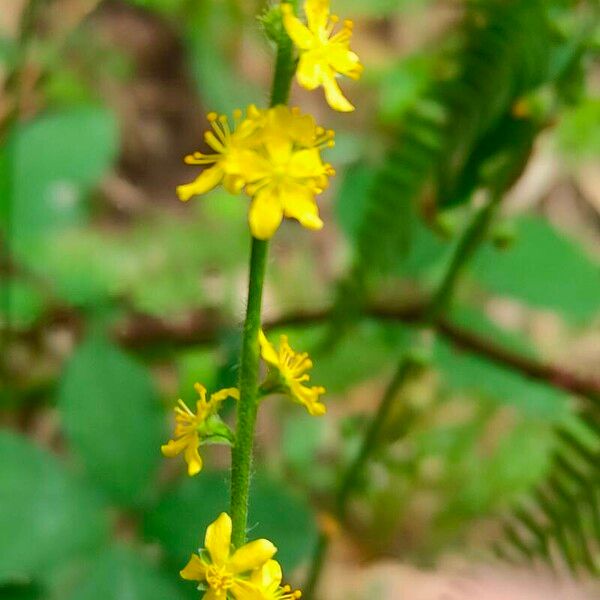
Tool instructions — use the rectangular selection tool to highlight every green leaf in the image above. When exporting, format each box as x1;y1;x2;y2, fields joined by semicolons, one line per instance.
472;216;600;322
67;547;188;600
0;431;107;583
434;336;570;422
185;2;259;114
336;164;375;243
248;476;317;572
58;333;164;505
143;471;228;569
0;279;45;329
377;54;438;124
3;108;118;264
557;97;600;159
144;471;317;573
0;582;44;600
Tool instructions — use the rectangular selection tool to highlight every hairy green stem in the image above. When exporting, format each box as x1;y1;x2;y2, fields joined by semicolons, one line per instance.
230;238;269;547
269;20;296;106
229;1;297;548
303;193;500;597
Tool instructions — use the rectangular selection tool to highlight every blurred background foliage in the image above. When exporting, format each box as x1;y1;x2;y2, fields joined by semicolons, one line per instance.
1;0;599;598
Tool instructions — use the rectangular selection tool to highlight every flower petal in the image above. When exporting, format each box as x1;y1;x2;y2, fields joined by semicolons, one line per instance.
292;382;327;416
259;331;280;367
205;512;232;566
176;165;224;201
230;580;263;600
161;436;189;458
305;0;329;32
287;148;325;179
281;183;323;231
180;553;206;581
251;559;283;588
322;73;354;112
328;46;363;78
248;187;284;240
228;539;277;574
296;51;323;90
203;589;222;600
184;438;203;476
223;174;245;194
210;388;240;403
282;4;314;50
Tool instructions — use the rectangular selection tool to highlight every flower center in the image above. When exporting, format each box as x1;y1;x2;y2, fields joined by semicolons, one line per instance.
206;564;234;594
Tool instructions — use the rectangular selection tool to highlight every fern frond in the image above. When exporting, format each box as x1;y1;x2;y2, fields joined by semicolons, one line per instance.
355;0;559;273
496;416;600;576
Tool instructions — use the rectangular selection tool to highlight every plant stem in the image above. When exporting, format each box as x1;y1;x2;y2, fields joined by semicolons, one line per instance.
427;193;501;321
303;193;500;597
334;358;417;519
229;1;297;548
304;357;418;599
230;238;269;548
269;19;295;106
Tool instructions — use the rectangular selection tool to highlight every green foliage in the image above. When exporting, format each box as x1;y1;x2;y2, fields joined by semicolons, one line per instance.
144;471;317;573
1;278;44;329
340;0;432;17
352;0;561;273
496;416;600;576
32;194;247;312
472;216;600;322
58;333;164;505
434;339;569;422
2;108;118;263
184;1;260;114
0;431;107;583
3;0;599;590
557;98;600;159
67;547;188;600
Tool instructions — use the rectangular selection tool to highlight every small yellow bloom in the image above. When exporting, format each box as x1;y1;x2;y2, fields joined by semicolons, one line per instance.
180;512;277;600
245;560;302;600
161;383;239;476
176;106;264;201
244;106;335;240
259;330;326;416
282;0;363;112
177;104;335;240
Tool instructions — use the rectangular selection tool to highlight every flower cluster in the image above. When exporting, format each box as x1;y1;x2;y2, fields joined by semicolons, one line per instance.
181;512;301;600
177;105;335;241
162;335;326;476
166;3;360;597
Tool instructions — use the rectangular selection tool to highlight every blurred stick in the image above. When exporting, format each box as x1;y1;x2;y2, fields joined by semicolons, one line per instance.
110;304;600;401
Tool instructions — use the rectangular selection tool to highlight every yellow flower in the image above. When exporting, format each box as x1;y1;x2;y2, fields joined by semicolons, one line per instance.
259;330;326;416
161;383;239;476
176;106;264;201
282;0;363;112
244;106;335;239
244;560;302;600
180;512;277;600
176;105;334;239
